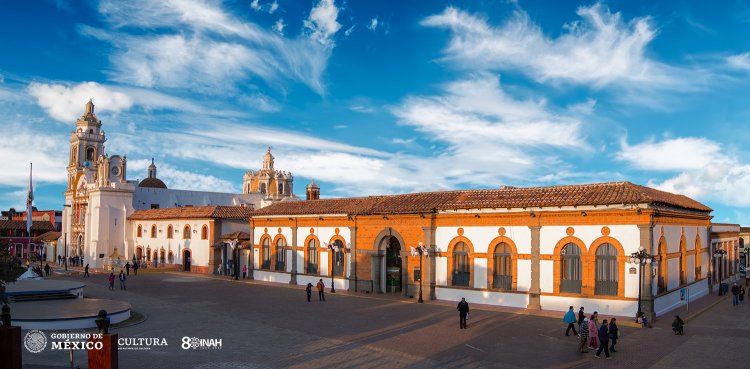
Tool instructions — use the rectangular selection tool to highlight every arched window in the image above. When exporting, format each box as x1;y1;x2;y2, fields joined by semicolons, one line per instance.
695;235;702;280
146;247;151;261
183;225;191;239
560;243;582;293
86;147;95;161
493;243;512;290
331;239;345;277
275;238;286;271
137;225;142;238
201;225;208;240
150;225;157;238
452;242;470;287
260;183;267;194
658;238;668;293
166;225;173;239
278;183;284;194
306;239;318;274
261;238;271;270
168;251;174;264
595;243;618;296
679;242;686;285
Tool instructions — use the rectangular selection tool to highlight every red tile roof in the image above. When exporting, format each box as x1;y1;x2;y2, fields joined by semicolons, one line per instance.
128;206;254;221
251;182;712;216
0;220;56;232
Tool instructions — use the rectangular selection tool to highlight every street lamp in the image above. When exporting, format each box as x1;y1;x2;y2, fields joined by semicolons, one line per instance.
629;246;653;320
412;242;428;303
327;242;340;293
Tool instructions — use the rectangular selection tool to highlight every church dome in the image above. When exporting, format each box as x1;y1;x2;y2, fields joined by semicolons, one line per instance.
139;158;167;189
139;177;167;189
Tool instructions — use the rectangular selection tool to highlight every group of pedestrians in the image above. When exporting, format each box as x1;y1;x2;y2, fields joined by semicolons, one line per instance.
58;255;84;267
108;270;128;290
305;279;327;302
565;306;619;359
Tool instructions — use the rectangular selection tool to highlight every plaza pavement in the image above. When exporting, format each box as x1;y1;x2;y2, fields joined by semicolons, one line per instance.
21;267;750;368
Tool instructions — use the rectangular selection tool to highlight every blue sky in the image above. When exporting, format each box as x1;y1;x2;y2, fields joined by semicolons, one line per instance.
2;0;750;224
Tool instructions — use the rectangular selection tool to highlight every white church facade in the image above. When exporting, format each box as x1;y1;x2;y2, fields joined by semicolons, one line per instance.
60;100;297;270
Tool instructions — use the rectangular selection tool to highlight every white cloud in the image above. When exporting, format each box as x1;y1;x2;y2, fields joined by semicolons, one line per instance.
392;138;415;145
617;137;721;171
273;18;285;35
619;136;750;207
128;159;237;193
0;122;67;187
367;17;378;31
727;52;750;71
28;82;133;122
238;93;280;112
344;25;355;37
422;4;693;89
304;0;341;46
88;0;334;94
251;0;278;14
392;74;588;184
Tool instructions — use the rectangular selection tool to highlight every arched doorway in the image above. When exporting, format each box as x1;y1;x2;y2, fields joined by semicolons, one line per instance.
385;238;402;293
77;235;84;256
183;249;191;272
136;247;143;262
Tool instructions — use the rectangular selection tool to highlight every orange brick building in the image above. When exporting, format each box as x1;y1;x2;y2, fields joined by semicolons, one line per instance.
242;181;739;319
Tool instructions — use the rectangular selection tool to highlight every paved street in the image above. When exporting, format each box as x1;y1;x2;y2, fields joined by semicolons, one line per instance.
22;270;750;368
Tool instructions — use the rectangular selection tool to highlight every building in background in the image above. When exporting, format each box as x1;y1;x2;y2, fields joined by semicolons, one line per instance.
60;100;298;268
0;219;55;259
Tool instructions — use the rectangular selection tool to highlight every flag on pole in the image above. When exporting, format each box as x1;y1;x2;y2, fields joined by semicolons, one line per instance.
27;163;33;234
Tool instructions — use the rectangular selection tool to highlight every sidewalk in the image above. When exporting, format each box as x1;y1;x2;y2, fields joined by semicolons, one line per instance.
162;271;650;327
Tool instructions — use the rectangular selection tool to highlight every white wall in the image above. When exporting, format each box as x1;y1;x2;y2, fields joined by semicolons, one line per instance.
654;280;708;317
130;218;212;269
435;287;529;309
435;226;531;253
541;295;637;317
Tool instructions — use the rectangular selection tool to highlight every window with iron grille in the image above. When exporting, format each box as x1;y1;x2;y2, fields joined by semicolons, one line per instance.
261;238;271;270
275;238;286;271
452;242;470;287
595;243;618;296
560;243;582;293
493;243;512;290
332;239;345;277
307;239;318;274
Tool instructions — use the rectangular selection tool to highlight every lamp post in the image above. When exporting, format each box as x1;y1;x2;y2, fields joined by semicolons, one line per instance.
629;246;653;320
415;242;427;303
63;232;68;271
328;242;338;293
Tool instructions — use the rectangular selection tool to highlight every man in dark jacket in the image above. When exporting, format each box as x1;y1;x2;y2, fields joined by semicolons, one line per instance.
457;298;470;329
577;306;585;325
595;319;611;359
731;283;740;306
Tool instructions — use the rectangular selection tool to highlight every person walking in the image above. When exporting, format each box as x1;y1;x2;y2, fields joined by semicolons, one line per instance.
739;285;745;306
588;314;599;350
563;306;578;336
316;279;326;301
731;283;740;306
84;263;90;277
577;306;585;326
108;272;115;291
608;318;619;352
118;270;127;290
457;297;470;329
125;262;131;276
577;317;589;353
595;319;611;359
242;265;247;279
133;261;138;276
306;283;313;302
44;263;50;277
672;315;684;335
